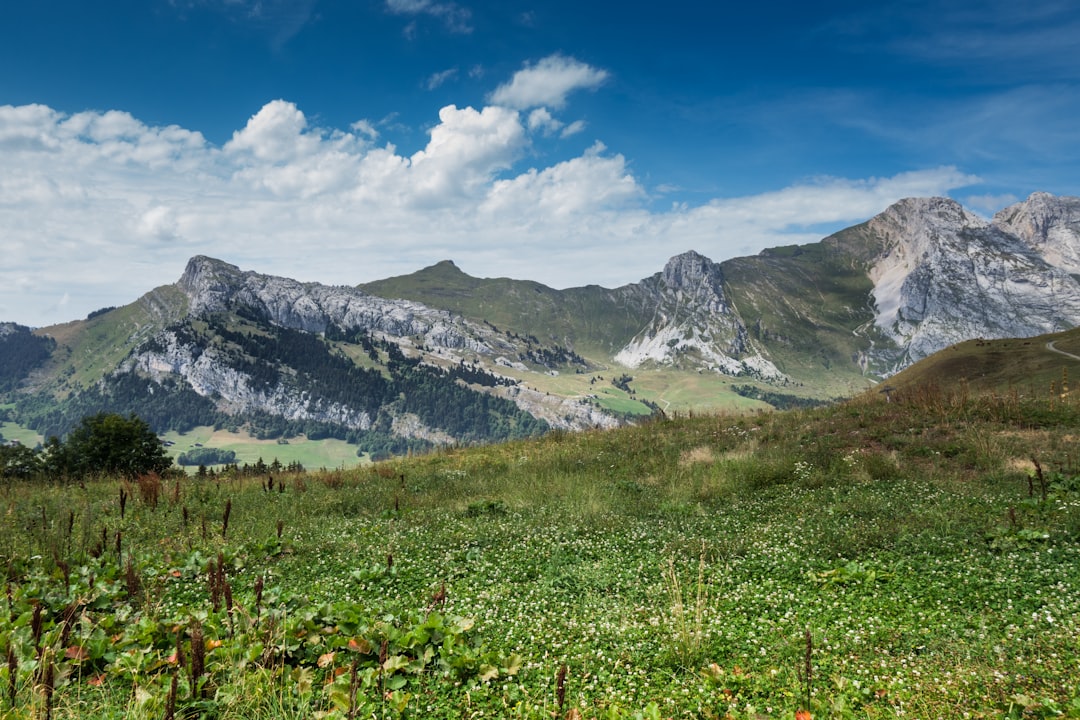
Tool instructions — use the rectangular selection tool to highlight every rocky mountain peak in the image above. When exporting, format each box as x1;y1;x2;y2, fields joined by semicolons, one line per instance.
659;250;718;286
861;193;1080;368
868;196;987;247
651;250;729;315
613;250;780;378
993;192;1080;275
178;256;247;315
994;192;1074;240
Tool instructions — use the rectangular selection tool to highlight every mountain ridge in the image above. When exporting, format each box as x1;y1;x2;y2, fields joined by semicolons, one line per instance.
4;191;1080;456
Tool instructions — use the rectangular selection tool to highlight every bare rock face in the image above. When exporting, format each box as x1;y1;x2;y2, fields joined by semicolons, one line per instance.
127;330;373;430
178;256;507;355
993;191;1080;275
867;195;1080;368
613;251;782;379
497;384;621;431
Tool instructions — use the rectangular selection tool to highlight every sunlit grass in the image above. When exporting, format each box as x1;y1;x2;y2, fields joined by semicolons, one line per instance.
3;388;1080;718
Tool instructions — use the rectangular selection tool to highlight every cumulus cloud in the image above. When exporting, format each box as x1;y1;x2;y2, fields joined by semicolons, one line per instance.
527;108;562;135
225;100;320;162
489;55;609;110
408;105;526;202
0;99;979;328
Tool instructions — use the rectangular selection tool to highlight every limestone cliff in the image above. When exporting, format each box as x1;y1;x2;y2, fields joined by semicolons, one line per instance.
612;251;783;379
865;195;1080;368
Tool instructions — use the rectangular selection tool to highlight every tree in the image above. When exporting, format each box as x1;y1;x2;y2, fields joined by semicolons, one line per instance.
0;443;43;479
58;412;173;480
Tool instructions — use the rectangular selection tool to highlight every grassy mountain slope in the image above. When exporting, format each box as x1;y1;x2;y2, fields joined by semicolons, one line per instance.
362;236;892;401
720;227;888;394
29;284;189;396
359;261;646;358
885;326;1080;397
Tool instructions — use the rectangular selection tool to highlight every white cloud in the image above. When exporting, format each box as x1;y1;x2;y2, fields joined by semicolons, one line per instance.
408;105;526;202
560;120;586;138
350;119;379;141
0;100;981;328
136;205;181;242
964;192;1019;216
655;168;981;257
225;99;320;162
527;108;562;135
482;142;642;221
385;0;471;33
489;55;609;110
426;67;458;90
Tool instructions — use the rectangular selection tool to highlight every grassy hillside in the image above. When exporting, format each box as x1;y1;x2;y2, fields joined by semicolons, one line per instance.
3;387;1079;718
31;285;189;395
363;246;890;405
359;261;646;358
885;326;1080;397
720;234;887;394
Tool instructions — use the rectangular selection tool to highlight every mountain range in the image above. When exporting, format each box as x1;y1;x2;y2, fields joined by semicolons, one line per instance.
3;191;1079;455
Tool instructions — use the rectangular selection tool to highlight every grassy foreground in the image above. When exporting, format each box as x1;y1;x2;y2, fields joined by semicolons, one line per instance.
2;386;1080;719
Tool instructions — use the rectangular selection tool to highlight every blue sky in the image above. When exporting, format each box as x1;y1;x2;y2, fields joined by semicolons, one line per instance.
2;0;1079;326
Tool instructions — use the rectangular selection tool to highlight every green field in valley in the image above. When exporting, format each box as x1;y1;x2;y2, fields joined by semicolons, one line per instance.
161;426;367;471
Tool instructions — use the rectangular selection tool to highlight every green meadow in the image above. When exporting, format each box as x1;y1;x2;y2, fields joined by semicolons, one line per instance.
2;386;1080;719
160;426;367;472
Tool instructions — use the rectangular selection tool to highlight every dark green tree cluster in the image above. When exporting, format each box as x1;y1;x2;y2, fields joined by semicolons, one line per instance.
85;306;117;320
0;324;55;393
176;447;237;466
355;432;433;462
0;443;42;479
206;318;390;414
1;412;172;481
729;384;833;410
382;342;548;443
446;360;517;388
17;372;221;440
520;345;587;369
204;457;305;477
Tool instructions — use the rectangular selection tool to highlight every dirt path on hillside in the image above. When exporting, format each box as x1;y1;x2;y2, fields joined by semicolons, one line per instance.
1046;340;1080;362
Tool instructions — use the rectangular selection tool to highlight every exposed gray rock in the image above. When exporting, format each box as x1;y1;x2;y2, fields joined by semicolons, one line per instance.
993;191;1080;275
126;330;373;430
613;251;782;379
867;195;1080;369
497;384;621;431
178;256;509;356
